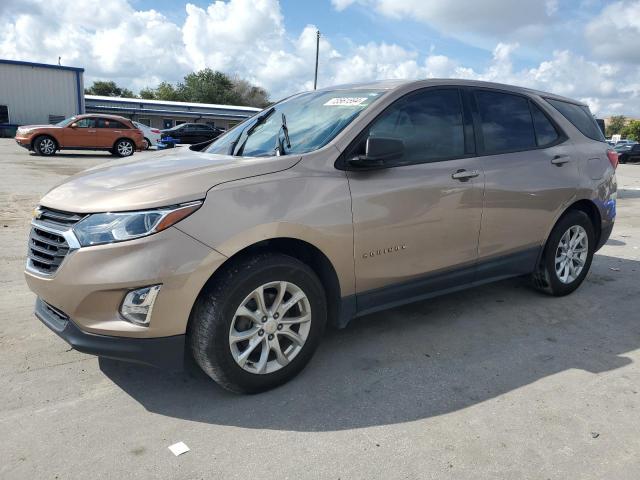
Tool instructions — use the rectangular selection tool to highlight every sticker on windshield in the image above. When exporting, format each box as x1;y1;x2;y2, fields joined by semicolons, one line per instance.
324;97;368;106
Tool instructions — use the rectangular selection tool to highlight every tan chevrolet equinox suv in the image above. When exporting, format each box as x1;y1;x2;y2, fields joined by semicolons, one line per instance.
25;80;618;393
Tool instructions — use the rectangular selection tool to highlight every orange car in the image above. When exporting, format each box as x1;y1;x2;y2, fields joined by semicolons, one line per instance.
15;114;144;157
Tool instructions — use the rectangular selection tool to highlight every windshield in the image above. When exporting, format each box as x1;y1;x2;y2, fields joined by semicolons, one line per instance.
55;116;77;127
206;89;385;156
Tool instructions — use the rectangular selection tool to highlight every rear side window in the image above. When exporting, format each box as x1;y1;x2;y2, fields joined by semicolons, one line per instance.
365;88;465;165
476;90;536;153
96;118;127;128
530;102;560;147
545;98;605;142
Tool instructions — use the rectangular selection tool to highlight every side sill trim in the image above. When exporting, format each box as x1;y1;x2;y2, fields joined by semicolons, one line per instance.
341;247;540;325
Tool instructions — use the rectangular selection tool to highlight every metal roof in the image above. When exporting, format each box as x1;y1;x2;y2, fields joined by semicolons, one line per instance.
85;95;261;112
0;58;84;73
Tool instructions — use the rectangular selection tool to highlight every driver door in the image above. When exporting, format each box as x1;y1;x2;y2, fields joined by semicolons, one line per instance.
64;117;98;148
345;87;485;313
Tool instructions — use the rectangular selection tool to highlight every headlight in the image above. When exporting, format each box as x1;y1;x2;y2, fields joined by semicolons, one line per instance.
73;201;202;247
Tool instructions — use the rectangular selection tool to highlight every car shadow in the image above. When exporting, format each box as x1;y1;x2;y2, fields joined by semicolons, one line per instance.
100;254;639;432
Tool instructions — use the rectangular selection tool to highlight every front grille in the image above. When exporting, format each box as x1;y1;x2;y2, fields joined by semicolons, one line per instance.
36;207;85;227
27;207;83;275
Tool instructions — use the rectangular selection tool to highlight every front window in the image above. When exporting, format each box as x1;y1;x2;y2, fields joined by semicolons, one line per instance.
206;89;385;157
55;116;77;127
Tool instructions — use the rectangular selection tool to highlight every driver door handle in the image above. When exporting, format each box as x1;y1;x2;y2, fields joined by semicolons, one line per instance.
452;169;480;181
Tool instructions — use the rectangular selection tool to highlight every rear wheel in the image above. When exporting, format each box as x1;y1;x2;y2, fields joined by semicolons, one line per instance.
113;139;134;157
532;210;595;296
189;253;327;393
33;135;57;156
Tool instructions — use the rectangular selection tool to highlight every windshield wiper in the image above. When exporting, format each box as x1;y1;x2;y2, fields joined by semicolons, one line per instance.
229;107;275;156
274;113;291;156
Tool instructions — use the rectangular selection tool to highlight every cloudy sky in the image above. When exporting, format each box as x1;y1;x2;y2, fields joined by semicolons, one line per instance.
1;0;639;116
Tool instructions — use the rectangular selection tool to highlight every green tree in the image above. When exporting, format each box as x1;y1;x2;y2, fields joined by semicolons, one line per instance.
178;69;242;105
85;80;135;98
605;115;626;137
231;77;270;108
139;69;270;106
621;120;640;141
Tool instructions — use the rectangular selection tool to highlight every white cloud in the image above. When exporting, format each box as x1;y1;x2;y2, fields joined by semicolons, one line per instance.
0;0;638;116
585;0;640;63
331;0;555;36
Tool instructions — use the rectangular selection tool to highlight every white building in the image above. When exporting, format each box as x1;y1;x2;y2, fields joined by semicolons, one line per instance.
0;59;85;136
85;95;261;130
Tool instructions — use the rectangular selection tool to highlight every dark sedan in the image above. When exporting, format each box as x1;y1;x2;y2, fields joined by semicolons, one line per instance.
160;123;224;145
618;143;640;164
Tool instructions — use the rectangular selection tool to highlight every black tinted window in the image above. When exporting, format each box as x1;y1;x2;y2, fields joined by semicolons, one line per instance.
365;88;465;165
75;118;96;128
476;91;536;153
530;102;559;146
546;98;605;142
97;119;127;128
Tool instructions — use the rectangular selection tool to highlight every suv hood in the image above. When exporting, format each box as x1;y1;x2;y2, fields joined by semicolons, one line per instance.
40;147;301;213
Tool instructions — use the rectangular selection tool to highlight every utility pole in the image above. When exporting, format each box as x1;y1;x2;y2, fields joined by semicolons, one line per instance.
313;30;320;90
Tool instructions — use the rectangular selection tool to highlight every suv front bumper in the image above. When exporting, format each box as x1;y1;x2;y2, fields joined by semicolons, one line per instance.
35;298;186;369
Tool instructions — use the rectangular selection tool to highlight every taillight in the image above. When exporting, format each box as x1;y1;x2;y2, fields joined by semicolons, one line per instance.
607;149;618;169
151;129;161;134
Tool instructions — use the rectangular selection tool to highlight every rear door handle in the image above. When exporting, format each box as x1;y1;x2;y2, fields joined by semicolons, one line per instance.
551;155;571;165
88;130;97;133
452;169;480;181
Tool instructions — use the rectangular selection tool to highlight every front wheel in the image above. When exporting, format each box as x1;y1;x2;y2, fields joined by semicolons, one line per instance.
113;139;135;157
189;253;327;393
143;138;150;150
532;210;595;296
34;135;57;156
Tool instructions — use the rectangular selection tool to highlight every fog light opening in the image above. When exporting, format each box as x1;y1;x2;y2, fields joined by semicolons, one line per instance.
120;285;161;326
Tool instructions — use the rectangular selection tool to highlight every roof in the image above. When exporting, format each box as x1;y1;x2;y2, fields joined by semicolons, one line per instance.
75;113;133;121
320;78;584;106
85;95;261;112
0;58;84;73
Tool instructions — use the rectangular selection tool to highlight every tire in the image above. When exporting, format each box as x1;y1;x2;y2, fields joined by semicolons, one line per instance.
113;138;135;157
143;138;151;150
33;135;57;156
189;253;327;393
532;210;595;296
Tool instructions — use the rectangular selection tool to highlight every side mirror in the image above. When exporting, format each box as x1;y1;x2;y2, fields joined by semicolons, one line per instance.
347;136;404;170
69;123;77;128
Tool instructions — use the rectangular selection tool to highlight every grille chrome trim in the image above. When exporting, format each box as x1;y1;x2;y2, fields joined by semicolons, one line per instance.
26;211;82;276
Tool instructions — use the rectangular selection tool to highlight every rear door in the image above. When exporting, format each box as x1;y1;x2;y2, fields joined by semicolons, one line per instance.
471;88;578;276
346;87;485;312
96;118;128;148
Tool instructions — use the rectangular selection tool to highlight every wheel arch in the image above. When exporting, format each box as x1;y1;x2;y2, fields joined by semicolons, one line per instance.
32;133;59;151
113;136;135;148
190;237;345;329
542;198;602;258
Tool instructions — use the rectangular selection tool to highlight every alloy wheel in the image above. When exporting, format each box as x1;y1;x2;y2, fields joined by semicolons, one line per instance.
40;138;55;155
554;225;588;284
117;141;133;156
229;281;312;375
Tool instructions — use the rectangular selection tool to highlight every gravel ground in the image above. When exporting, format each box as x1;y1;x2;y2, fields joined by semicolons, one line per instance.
1;139;639;479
